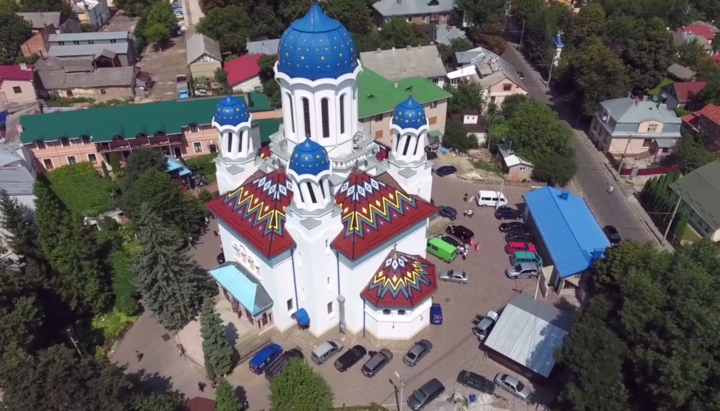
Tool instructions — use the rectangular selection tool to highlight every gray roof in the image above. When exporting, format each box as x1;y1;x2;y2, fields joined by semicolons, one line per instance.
373;0;454;17
17;12;61;29
0;144;35;196
668;63;695;81
484;293;574;378
456;48;486;65
476;57;524;89
186;33;222;66
48;31;128;42
34;55;94;72
359;45;447;80
47;43;130;59
435;24;467;46
37;66;136;90
671;160;720;229
600;97;682;125
246;39;280;55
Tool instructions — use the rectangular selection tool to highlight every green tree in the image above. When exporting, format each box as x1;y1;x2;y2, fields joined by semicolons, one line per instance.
200;300;233;379
511;0;544;21
110;248;140;316
216;378;244;411
144;24;171;50
196;5;252;54
0;190;40;258
214;67;229;93
258;54;277;82
19;0;71;15
506;99;573;161
263;78;281;107
269;358;333;411
621;17;675;91
672;210;689;240
500;94;530;119
326;0;372;35
133;391;185;411
522;7;559;67
146;1;176;30
0;0;19;13
0;10;32;65
440;121;480;152
531;151;578;186
673;137;715;174
135;205;204;330
122;149;167;190
109;152;121;175
569;4;606;48
572;38;631;116
0;264;44;356
248;3;284;41
437;38;473;66
445;82;485;115
376;17;430;49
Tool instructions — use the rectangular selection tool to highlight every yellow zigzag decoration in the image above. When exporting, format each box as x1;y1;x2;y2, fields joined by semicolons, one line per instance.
339;190;414;233
227;187;285;231
370;261;424;291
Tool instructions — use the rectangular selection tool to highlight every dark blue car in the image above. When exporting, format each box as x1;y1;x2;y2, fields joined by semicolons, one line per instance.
435;166;457;177
430;303;443;325
249;344;283;374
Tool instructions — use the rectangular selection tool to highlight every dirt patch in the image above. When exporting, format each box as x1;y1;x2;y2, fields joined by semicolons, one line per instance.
136;37;188;102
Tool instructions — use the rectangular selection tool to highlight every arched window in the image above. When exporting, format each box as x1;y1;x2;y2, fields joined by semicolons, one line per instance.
398;310;406;315
225;132;233;153
402;135;412;155
321;98;330;138
247;256;254;271
238;131;244;153
297;184;306;203
306;182;317;203
413;133;421;155
302;98;311;137
382;309;391;315
339;94;346;134
287;93;295;133
319;180;326;199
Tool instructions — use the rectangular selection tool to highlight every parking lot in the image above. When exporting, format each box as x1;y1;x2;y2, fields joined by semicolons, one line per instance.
136;35;188;102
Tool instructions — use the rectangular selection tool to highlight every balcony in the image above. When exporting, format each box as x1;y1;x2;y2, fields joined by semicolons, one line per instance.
95;134;184;153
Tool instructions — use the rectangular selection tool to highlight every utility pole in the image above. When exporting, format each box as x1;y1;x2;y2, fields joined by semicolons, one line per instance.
395;371;405;411
616;137;632;180
534;271;541;299
66;327;84;357
498;141;511;208
662;194;683;240
519;20;526;49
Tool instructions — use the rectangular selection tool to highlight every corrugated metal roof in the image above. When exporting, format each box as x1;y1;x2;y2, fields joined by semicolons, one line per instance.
600;97;682;125
37;66;136;89
484;294;573;378
186;33;222;66
0;144;35;196
49;31;128;42
246;39;280;55
208;262;273;316
671;160;720;228
17;12;61;29
435;24;467;46
524;187;609;278
47;43;130;58
359;45;447;80
373;0;454;16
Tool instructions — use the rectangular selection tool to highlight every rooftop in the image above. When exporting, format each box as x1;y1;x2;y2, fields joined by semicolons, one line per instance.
666;81;707;103
246;39;280;55
683;25;716;41
47;43;130;59
186;33;221;66
524;187;610;278
434;24;467;46
359;45;447;81
357;68;452;118
682;103;720;128
360;251;438;309
48;31;129;42
224;54;262;86
208;262;273;316
0;144;35;197
372;0;454;17
0;65;34;85
600;97;682;125
484;293;574;378
671;160;720;229
17;12;61;29
37;66;136;90
667;63;695;81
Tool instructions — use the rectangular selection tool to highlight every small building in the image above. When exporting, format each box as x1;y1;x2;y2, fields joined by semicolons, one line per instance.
667;63;695;81
680;103;720;151
484;293;574;380
523;187;610;301
359;45;447;87
224;54;262;93
0;64;36;106
670;160;720;241
186;33;222;81
18;12;81;34
372;0;453;26
497;142;533;181
450;110;486;145
47;32;136;67
246;39;280;55
434;24;468;46
659;81;706;109
209;261;275;332
72;0;111;30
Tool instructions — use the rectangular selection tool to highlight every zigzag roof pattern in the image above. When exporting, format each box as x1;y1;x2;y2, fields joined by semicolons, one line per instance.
360;251;438;309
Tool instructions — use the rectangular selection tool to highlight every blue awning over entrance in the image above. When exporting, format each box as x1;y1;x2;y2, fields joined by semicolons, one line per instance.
293;308;309;327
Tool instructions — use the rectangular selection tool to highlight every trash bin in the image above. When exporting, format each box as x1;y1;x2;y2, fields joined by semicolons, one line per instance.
469;394;477;403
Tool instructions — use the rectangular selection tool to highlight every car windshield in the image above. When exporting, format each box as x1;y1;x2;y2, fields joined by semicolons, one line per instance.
413;390;428;402
446;270;454;275
514;265;523;271
516;381;525;391
328;341;337;348
407;351;417;360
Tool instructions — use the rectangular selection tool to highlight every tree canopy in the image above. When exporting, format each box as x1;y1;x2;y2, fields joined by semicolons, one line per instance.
269;358;333;411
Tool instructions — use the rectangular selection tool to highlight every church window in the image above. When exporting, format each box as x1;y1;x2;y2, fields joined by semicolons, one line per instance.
225;132;233;153
302;98;311;137
319;180;326;198
413;133;421;155
382;309;391;315
339;94;346;134
321;98;330;138
306;182;317;203
297;183;306;203
287;93;295;133
402;135;412;155
238;131;244;153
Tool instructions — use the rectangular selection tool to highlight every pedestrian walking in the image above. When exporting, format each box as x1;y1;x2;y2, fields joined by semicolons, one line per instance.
463;209;467;217
608;185;614;194
135;351;143;362
177;344;185;356
198;382;206;392
463;193;469;202
213;230;219;237
211;380;218;390
469;237;474;246
467;209;474;219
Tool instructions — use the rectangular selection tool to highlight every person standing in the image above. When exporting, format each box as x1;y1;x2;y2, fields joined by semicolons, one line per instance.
135;351;143;362
467;209;474;219
608;185;614;194
198;382;206;392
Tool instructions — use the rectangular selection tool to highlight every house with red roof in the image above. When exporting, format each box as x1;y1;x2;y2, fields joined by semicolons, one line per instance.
683;25;716;43
681;103;720;151
224;54;263;93
659;81;707;110
0;64;36;106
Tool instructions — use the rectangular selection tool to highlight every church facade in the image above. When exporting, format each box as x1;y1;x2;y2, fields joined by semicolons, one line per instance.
206;3;438;341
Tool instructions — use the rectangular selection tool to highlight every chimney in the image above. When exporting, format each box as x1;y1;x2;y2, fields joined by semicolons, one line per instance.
559;191;570;200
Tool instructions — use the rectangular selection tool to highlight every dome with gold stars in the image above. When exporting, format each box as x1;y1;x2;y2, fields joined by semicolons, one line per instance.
213;95;250;127
392;96;427;130
277;3;359;81
288;138;330;177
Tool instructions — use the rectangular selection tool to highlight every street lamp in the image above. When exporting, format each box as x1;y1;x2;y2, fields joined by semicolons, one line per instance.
395;371;405;411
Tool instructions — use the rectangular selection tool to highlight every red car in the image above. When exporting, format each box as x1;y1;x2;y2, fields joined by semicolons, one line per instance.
504;242;537;254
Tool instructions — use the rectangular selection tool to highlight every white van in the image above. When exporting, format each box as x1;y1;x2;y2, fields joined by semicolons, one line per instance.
476;190;508;207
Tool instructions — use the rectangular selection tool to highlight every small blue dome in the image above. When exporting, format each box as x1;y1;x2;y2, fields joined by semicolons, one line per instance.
392;96;427;129
277;3;359;81
289;138;330;176
213;95;250;127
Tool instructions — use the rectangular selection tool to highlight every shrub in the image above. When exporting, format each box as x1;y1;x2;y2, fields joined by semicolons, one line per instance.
45;162;114;215
110;248;139;316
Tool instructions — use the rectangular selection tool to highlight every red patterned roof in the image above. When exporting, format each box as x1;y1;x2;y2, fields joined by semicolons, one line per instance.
360;251;438;309
206;169;295;259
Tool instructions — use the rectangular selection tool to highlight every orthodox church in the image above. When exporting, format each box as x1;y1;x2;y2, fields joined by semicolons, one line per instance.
206;3;438;341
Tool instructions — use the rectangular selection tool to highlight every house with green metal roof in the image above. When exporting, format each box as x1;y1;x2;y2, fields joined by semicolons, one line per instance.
670;161;720;241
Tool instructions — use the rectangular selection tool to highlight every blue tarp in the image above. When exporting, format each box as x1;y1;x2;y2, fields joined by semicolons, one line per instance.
294;308;310;327
165;155;192;176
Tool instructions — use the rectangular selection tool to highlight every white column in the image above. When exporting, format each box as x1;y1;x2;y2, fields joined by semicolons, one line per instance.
230;131;240;157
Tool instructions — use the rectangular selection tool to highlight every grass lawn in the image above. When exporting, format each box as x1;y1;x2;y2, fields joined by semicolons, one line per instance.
92;309;138;358
649;78;673;97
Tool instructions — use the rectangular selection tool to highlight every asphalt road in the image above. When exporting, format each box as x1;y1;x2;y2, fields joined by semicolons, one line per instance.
501;46;657;244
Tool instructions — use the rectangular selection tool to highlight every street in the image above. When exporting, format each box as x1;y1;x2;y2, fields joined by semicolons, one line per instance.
501;45;659;245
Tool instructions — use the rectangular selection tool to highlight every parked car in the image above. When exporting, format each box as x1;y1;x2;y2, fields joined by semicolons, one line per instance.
504;242;537;254
435;165;457;177
264;348;304;380
334;344;367;372
430;303;443;325
361;349;393;377
311;340;343;365
407;378;445;410
473;311;499;341
403;339;433;366
604;225;621;244
511;251;543;266
438;234;463;248
499;222;528;232
505;232;533;243
495;207;522;220
505;263;540;279
438;269;468;284
457;370;496;394
445;225;475;243
249;344;283;374
494;374;532;400
438;206;458;220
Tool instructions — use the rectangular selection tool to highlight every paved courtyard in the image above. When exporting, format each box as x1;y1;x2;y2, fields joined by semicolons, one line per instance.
136;36;189;102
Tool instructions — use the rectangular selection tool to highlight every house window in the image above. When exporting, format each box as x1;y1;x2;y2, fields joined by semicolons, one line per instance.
642;139;652;147
88;40;94;44
429;117;437;125
43;159;53;170
519;166;526;171
287;299;293;311
375;114;383;122
662;147;670;153
36;140;46;149
67;156;76;165
421;14;428;22
58;41;65;45
321;98;330;138
451;79;459;85
193;142;202;152
430;101;438;108
647;124;658;132
110;39;117;43
72;41;80;45
382;309;391;315
66;90;74;97
503;83;512;91
327;302;333;315
100;89;107;95
12;86;21;94
432;77;438;84
302;97;311;137
339;94;345;134
88;153;97;164
287;93;295;133
398;310;406;315
60;137;70;147
188;124;199;132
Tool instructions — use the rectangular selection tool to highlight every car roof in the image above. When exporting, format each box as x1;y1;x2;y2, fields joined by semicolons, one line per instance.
409;343;427;354
513;251;536;257
312;341;336;356
518;262;536;270
250;344;282;366
501;374;519;384
508;242;528;247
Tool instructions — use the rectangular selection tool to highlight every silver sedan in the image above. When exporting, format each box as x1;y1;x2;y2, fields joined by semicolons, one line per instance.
494;374;532;400
438;269;468;284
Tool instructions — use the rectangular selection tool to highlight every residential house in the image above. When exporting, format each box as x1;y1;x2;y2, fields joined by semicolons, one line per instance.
186;33;222;81
670;160;720;241
359;45;447;87
659;81;706;109
246;39;280;55
72;0;111;30
34;56;136;103
224;54;262;93
434;24;468;46
450;110;486;145
17;96;283;172
680;103;720;151
589;97;682;159
372;0;453;26
18;12;82;34
497;142;533;181
47;32;136;66
357;68;452;147
0;65;36;106
683;25;715;44
667;63;695;81
672;30;713;52
0;142;37;257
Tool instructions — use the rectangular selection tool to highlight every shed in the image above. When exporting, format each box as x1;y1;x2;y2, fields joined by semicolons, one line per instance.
667;63;695;81
186;34;222;81
496;142;532;181
484;293;574;379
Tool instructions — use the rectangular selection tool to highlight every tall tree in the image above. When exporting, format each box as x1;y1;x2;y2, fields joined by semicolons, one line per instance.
621;17;675;91
196;5;252;54
570;4;607;48
0;190;40;258
133;391;185;411
325;0;372;35
135;205;204;330
445;82;485;115
122;149;167;190
0;11;32;70
0;264;44;356
376;17;430;49
572;38;631;116
269;358;333;411
248;3;284;41
500;94;530;120
33;178;68;258
532;150;578;187
506;99;574;161
216;378;244;411
200;300;233;379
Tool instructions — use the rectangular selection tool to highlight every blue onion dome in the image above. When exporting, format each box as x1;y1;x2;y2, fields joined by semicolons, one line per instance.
213;95;250;127
392;96;427;129
277;3;359;81
289;138;330;176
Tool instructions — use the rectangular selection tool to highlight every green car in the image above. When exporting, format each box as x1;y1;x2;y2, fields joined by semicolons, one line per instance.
511;251;542;266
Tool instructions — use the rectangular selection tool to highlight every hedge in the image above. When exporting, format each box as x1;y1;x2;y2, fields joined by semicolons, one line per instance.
45;163;114;215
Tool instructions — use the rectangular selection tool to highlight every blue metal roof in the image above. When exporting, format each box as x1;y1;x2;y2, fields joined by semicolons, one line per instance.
208;263;273;316
277;3;359;81
289;138;330;176
392;96;427;129
164;156;191;176
213;95;250;127
524;187;610;278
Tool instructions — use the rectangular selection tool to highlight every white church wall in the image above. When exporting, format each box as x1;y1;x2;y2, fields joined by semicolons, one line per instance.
363;298;431;340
